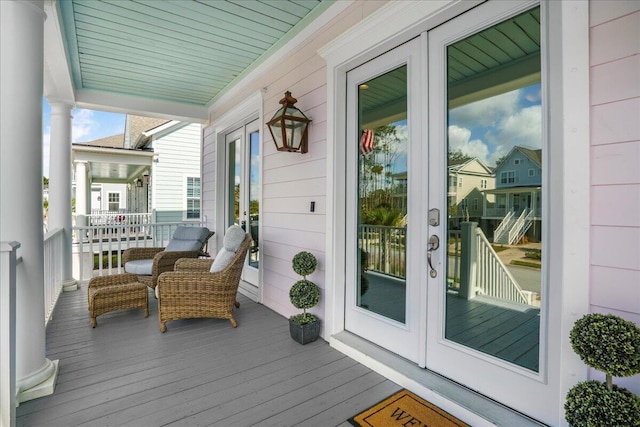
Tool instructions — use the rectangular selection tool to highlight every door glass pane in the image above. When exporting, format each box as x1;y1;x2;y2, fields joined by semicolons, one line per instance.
249;130;260;268
445;7;542;371
357;65;408;323
228;138;241;227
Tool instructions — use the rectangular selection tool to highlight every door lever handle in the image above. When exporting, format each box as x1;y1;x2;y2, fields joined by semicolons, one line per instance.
427;235;439;278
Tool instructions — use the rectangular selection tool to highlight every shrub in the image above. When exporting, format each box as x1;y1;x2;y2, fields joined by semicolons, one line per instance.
570;313;640;380
292;251;317;277
289;251;320;324
565;381;640;427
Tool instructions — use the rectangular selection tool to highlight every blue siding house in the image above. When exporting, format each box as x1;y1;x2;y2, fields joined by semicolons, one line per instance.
495;146;542;189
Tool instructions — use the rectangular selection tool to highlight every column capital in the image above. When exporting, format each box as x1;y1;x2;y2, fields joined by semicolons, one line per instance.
47;98;75;113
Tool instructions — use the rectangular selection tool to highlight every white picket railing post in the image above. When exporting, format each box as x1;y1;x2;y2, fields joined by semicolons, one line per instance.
458;222;478;300
1;241;20;427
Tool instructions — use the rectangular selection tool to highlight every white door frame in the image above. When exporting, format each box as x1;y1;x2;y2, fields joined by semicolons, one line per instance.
321;1;589;425
344;38;425;363
212;90;264;302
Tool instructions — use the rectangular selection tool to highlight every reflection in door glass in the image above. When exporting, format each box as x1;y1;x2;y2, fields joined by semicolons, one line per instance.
444;7;542;371
357;66;408;323
249;131;260;268
228;139;242;227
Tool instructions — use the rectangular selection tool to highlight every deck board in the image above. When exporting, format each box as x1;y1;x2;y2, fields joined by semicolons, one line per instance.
17;285;401;427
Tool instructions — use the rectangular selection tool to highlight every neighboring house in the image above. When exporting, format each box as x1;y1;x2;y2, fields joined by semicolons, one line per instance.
71;115;202;223
447;158;495;225
3;2;638;427
482;146;543;243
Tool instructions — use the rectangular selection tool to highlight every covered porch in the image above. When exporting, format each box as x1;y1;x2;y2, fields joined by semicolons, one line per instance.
16;290;400;426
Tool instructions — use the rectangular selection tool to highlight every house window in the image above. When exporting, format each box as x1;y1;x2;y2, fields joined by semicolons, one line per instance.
450;176;457;188
480;179;487;189
514;158;520;165
500;171;516;184
458;177;463;187
528;168;535;177
186;177;201;219
472;198;478;210
108;192;120;211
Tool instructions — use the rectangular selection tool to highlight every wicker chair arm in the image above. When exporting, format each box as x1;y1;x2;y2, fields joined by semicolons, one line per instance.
122;247;164;264
87;273;139;289
174;258;214;272
157;271;233;298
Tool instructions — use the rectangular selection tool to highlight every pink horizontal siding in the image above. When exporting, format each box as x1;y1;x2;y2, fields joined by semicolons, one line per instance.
589;1;640;342
205;1;385;321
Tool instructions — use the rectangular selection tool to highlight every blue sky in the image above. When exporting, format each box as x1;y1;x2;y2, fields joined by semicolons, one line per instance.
448;83;542;166
42;98;125;177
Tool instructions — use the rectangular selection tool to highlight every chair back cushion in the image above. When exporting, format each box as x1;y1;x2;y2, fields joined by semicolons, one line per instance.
165;226;210;252
210;225;246;272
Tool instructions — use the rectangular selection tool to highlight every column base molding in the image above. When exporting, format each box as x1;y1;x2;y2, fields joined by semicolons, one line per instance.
17;358;59;405
62;278;78;292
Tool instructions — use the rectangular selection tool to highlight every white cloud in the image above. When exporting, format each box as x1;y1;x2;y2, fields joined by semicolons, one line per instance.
450;90;520;128
72;109;98;142
42;126;51;177
448;125;490;164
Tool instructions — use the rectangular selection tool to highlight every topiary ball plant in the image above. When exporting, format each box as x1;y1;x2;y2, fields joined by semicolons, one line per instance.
289;251;320;325
569;313;640;389
565;313;640;426
565;380;640;427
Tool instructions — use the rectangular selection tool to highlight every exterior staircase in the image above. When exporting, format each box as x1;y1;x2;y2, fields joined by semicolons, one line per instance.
494;208;534;245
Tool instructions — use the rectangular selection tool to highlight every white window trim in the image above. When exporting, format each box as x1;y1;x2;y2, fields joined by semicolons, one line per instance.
107;191;121;212
321;0;589;425
529;168;536;177
183;175;201;221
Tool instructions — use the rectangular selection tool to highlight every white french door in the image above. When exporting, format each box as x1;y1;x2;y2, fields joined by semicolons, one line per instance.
344;1;560;423
225;119;260;293
345;38;425;363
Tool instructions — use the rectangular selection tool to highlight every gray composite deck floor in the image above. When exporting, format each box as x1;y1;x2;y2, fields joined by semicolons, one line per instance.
16;285;400;427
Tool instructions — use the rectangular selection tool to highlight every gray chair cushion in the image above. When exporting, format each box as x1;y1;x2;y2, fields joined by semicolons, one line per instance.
223;225;245;252
164;226;210;252
124;259;154;275
209;225;246;273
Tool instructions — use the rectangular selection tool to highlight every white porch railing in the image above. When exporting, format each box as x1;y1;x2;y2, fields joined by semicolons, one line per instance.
359;225;406;278
43;228;65;325
1;241;20;427
493;209;514;244
72;221;207;281
508;208;534;245
88;211;152;227
473;226;533;305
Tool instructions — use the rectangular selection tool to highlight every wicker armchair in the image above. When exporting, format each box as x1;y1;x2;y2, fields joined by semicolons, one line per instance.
123;227;213;290
157;233;252;332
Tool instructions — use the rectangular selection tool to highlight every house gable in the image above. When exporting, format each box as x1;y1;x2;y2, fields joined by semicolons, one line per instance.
494;146;542;188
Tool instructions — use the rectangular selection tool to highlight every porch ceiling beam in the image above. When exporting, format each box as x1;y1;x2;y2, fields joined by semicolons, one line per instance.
448;54;541;109
74;88;208;124
72;148;154;166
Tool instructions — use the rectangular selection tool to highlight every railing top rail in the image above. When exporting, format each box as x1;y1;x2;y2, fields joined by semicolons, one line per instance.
44;227;65;241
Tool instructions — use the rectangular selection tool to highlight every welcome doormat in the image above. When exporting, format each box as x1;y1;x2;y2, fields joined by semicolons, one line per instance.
349;389;470;427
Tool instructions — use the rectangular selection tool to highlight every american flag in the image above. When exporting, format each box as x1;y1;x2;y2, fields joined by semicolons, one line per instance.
360;129;374;155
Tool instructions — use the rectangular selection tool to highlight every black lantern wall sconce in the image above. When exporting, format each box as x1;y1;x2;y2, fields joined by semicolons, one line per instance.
266;91;311;154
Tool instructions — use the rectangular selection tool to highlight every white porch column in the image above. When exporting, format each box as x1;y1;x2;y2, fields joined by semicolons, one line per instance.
0;0;59;405
48;101;78;291
75;161;89;228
